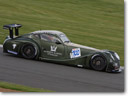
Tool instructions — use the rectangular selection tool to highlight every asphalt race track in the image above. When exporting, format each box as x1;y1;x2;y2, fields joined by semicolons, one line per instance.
0;47;124;92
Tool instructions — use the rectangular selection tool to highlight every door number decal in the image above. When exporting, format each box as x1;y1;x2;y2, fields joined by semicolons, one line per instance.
70;48;81;58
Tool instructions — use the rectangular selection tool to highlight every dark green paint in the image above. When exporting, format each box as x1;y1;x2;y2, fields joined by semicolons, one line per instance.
3;30;121;72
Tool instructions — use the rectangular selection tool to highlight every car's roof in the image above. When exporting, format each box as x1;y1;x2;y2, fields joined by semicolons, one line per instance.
31;30;64;36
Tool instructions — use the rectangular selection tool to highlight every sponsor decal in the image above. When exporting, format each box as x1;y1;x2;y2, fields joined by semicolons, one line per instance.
7;50;18;55
39;57;44;60
51;46;57;52
43;46;62;56
12;44;17;49
70;48;81;58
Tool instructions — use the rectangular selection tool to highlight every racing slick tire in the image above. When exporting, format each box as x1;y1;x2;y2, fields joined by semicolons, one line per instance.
90;54;107;71
21;44;37;59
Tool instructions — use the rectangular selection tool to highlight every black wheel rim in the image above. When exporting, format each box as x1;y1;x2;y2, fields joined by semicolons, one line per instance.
91;56;106;71
22;45;36;59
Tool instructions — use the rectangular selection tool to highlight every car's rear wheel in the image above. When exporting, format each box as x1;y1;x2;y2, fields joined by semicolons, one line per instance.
21;44;37;59
90;55;107;71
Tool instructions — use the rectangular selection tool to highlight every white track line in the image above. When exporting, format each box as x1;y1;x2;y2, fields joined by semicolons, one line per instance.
0;44;3;48
0;44;124;70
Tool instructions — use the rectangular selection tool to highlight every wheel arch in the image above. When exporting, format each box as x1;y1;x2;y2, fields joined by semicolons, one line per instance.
18;41;41;59
89;53;108;71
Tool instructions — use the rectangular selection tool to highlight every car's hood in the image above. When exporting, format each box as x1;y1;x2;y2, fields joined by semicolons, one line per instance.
65;42;101;52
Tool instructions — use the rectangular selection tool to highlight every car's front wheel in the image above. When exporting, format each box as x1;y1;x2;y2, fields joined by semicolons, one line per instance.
90;54;107;71
21;44;37;59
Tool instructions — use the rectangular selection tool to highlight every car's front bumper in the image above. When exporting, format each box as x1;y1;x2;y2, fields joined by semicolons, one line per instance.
106;62;122;73
106;66;122;73
111;67;122;73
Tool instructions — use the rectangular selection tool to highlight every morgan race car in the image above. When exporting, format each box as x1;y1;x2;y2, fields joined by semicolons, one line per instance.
3;24;121;72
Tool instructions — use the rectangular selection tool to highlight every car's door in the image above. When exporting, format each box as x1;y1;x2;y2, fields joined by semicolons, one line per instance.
40;33;65;59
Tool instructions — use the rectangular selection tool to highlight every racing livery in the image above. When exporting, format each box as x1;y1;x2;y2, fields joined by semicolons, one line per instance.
3;24;121;72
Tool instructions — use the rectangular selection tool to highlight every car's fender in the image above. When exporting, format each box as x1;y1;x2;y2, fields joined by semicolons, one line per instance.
3;38;41;59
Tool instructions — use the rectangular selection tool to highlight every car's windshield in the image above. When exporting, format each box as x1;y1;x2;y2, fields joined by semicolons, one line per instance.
59;34;70;43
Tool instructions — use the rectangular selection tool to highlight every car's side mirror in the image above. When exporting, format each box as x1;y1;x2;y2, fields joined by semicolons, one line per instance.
55;39;62;44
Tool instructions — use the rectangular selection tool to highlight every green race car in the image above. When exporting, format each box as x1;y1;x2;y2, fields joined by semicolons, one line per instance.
3;24;121;72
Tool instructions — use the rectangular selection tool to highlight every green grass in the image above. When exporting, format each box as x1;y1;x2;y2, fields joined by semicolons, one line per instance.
0;81;53;92
0;0;124;65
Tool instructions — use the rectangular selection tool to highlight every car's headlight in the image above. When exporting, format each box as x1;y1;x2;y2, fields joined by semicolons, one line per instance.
114;52;120;60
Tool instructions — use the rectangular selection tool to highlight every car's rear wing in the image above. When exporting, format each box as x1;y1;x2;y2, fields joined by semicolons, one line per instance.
3;24;22;39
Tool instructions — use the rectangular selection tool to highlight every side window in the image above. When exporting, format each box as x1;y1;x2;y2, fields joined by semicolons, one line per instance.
41;34;50;41
41;34;60;43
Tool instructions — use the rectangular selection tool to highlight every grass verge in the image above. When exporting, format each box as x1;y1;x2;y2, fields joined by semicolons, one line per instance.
0;81;53;92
